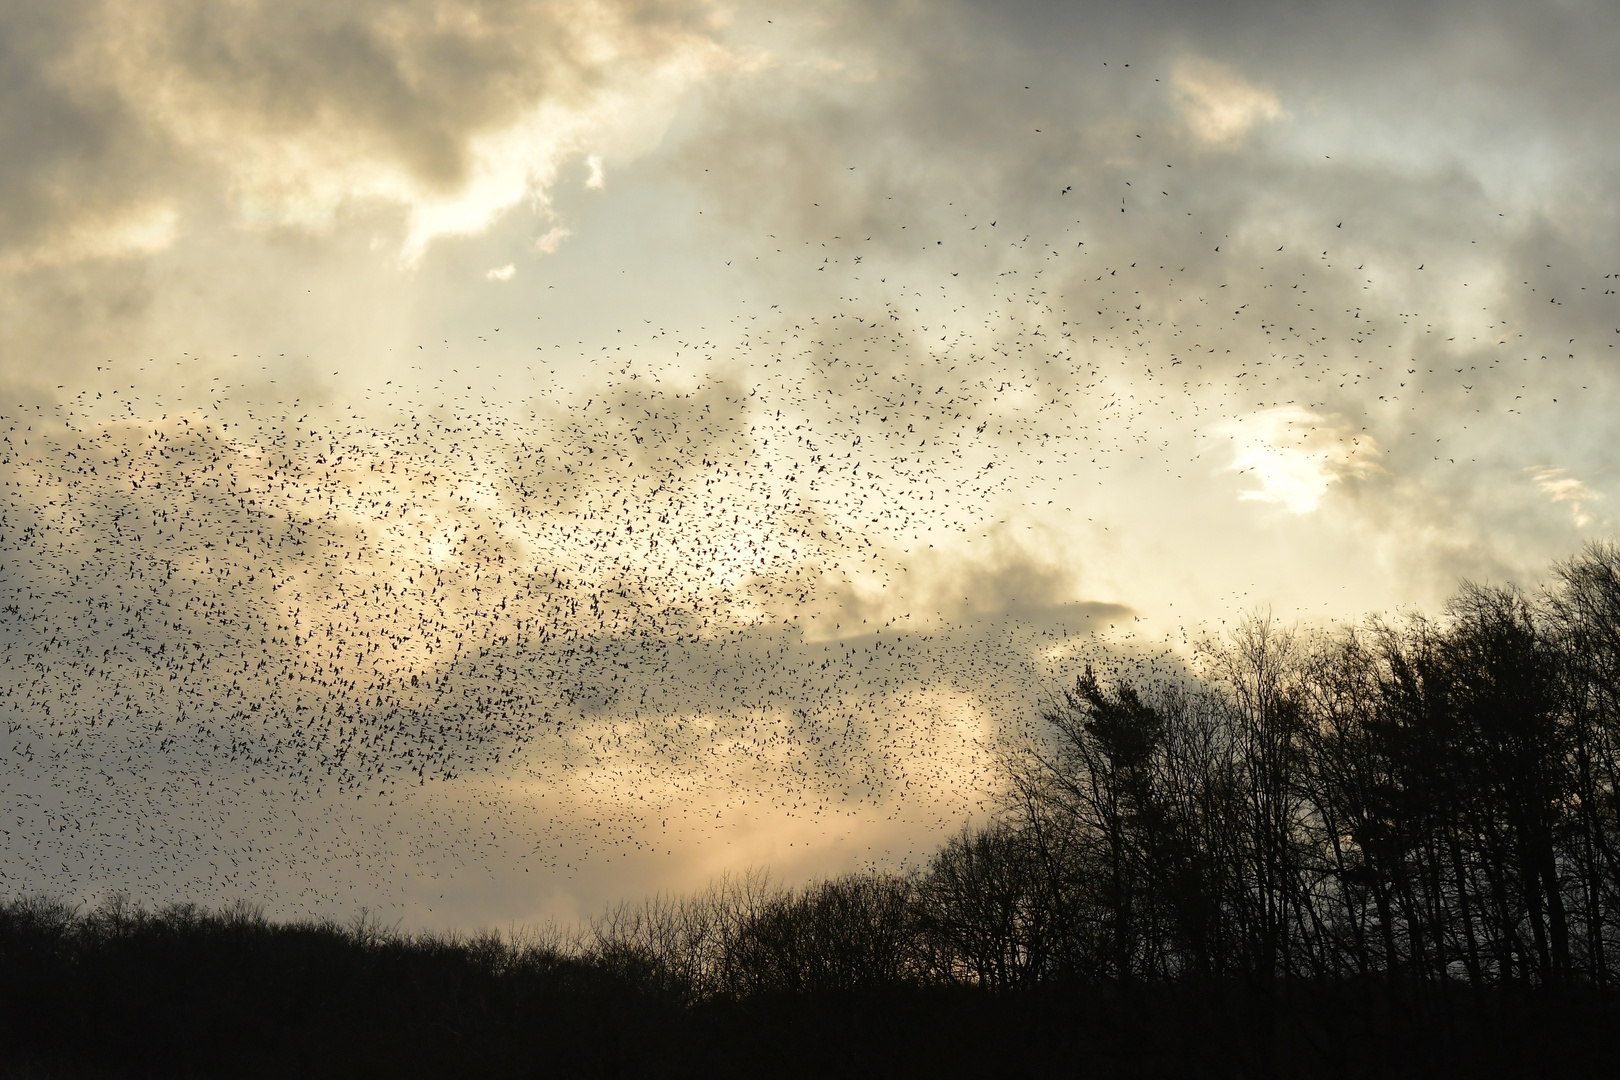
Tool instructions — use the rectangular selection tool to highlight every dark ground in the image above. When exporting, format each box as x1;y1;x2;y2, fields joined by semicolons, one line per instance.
2;903;1615;1079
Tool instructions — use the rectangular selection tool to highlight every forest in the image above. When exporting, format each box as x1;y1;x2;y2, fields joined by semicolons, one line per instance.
7;542;1620;1077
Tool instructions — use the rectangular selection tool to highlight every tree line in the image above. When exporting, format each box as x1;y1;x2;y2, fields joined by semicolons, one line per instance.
589;542;1620;995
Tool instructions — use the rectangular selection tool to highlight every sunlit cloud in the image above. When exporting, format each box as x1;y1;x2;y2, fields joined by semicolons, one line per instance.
38;0;732;267
1172;56;1284;146
1217;407;1382;514
535;225;572;253
486;263;516;281
1;203;178;272
1530;467;1601;527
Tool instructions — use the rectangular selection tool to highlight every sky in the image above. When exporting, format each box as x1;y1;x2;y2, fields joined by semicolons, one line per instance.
3;0;1619;929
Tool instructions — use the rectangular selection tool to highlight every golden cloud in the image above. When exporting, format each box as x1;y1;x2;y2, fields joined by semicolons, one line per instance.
1217;406;1382;514
1172;56;1284;146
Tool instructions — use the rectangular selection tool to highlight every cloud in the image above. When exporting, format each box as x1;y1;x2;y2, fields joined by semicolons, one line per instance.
0;2;180;268
1530;467;1601;527
1;0;731;270
535;225;571;253
794;522;1130;643
0;202;178;272
485;263;515;281
1172;56;1284;146
1217;407;1382;515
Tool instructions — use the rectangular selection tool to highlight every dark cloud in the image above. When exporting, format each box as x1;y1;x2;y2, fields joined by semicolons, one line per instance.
0;4;160;256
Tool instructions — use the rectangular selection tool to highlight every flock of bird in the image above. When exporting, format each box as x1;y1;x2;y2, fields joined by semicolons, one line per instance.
3;102;1615;920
